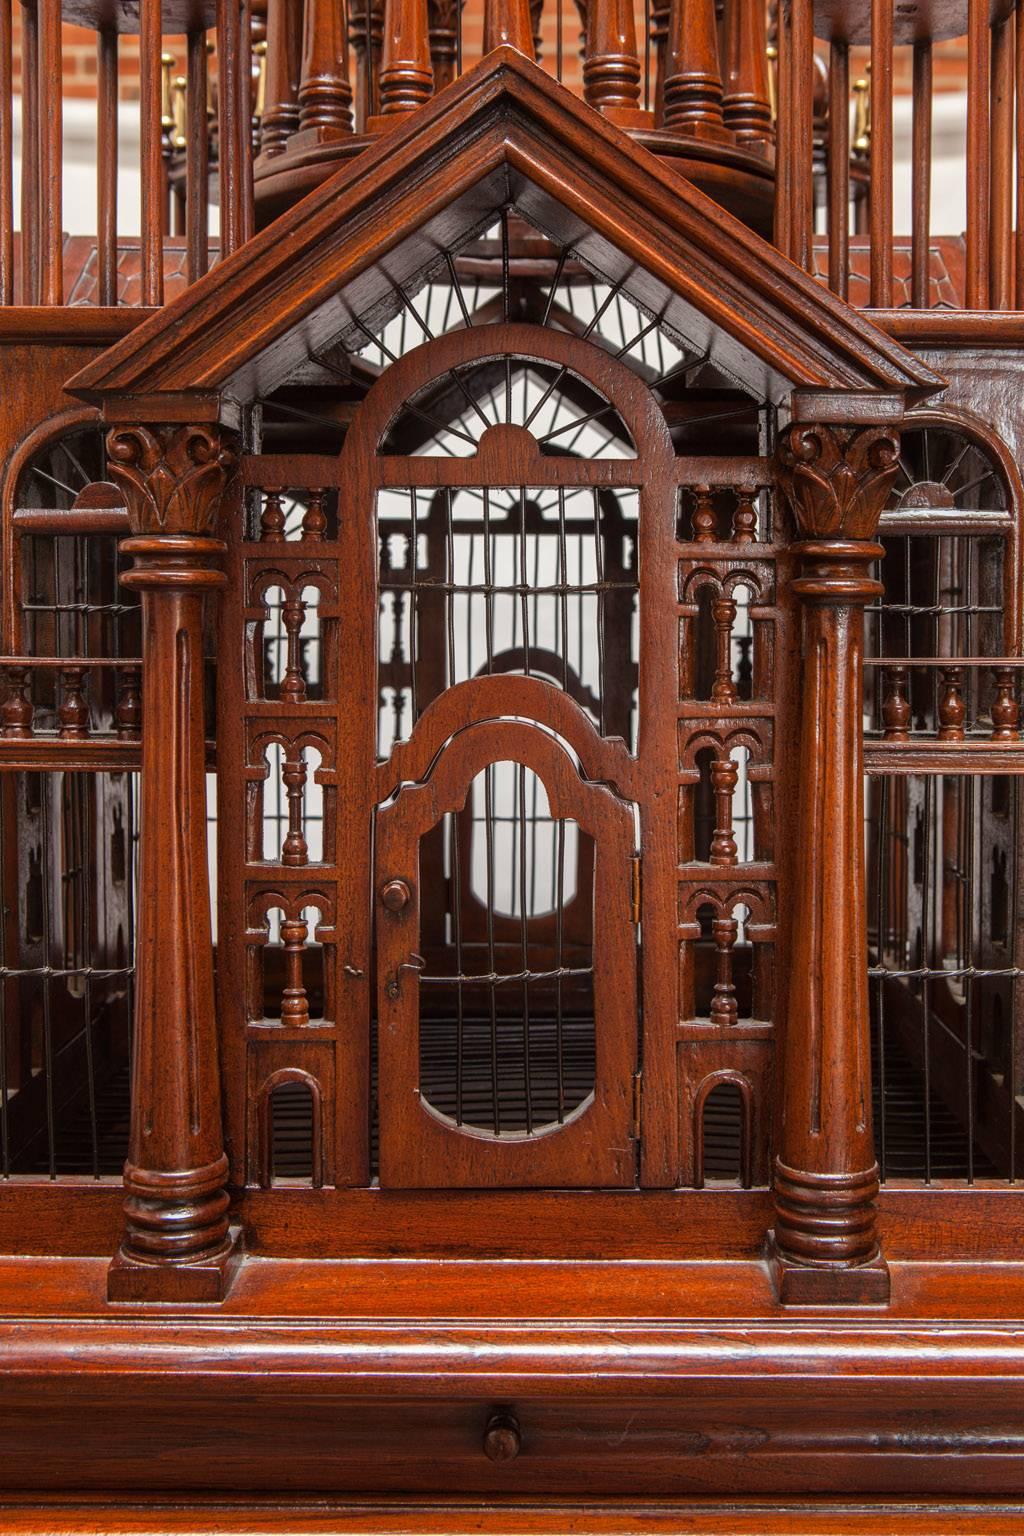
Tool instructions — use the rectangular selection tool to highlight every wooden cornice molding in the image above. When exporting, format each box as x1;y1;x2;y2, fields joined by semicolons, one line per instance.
774;422;901;541
66;49;943;412
105;423;239;536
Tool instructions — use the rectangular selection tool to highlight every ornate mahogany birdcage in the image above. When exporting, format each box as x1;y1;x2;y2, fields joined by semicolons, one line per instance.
2;0;1024;1528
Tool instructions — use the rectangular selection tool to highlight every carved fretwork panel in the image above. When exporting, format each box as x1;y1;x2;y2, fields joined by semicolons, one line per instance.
673;473;795;1188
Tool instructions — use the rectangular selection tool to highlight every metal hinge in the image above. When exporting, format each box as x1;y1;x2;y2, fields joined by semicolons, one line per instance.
632;1071;642;1141
631;853;642;924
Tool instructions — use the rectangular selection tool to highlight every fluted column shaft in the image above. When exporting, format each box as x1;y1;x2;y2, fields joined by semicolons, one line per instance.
769;420;898;1305
105;424;239;1303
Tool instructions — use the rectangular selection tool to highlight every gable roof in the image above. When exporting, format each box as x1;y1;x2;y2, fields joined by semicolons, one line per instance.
67;48;943;412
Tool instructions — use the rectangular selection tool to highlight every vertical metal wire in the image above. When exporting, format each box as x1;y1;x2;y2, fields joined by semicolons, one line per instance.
40;777;55;1176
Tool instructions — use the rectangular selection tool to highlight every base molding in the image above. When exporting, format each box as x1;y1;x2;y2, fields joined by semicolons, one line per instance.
3;1254;1024;1501
0;1498;1022;1534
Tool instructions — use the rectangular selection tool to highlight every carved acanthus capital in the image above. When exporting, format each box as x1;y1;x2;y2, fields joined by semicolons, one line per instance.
775;423;900;540
106;423;238;536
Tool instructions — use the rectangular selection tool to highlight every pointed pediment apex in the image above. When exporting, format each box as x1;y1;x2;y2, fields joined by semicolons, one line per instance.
68;47;943;411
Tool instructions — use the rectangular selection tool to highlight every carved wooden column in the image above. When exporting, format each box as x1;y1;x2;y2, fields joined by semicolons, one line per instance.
660;0;729;141
260;0;303;154
768;420;899;1305
297;0;354;136
583;0;648;127
105;423;240;1303
371;0;433;122
482;0;534;55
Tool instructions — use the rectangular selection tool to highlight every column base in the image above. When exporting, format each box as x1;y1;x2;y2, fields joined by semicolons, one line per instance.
108;1227;243;1303
764;1231;891;1306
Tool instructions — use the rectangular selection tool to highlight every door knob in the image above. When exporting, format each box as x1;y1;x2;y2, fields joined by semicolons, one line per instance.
380;879;412;913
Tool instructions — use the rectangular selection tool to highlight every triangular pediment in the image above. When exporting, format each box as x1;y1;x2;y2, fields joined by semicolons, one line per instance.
67;47;943;413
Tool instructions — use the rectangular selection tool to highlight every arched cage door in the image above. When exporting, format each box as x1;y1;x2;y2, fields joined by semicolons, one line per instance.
375;721;638;1188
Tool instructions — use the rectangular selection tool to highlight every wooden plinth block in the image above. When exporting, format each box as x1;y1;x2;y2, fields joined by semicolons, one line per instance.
108;1226;243;1302
765;1230;891;1306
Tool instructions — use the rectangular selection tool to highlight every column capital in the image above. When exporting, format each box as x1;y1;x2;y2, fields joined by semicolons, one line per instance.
105;423;238;537
775;422;900;541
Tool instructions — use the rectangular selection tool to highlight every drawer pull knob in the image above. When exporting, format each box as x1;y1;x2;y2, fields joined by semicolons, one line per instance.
483;1411;521;1462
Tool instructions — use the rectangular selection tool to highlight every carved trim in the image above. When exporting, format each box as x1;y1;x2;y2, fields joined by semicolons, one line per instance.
775;424;900;540
106;424;238;536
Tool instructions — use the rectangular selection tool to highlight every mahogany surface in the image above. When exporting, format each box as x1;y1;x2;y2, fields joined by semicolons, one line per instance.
3;0;1024;1523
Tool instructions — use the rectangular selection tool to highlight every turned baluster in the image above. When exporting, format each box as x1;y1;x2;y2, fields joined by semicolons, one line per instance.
691;485;716;541
58;667;90;739
116;666;143;739
660;0;728;140
280;913;311;1024
280;594;308;704
428;0;461;90
483;0;534;54
711;594;738;704
260;488;287;541
938;665;966;740
709;911;739;1024
350;0;384;127
375;0;433;116
281;744;309;865
298;0;354;133
881;664;910;740
709;754;738;865
301;490;327;541
650;0;670;115
732;492;758;544
991;666;1020;740
583;0;646;126
722;0;773;146
261;0;303;153
1;666;33;738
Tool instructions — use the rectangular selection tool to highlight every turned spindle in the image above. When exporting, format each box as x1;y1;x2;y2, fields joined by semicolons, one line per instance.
709;754;738;865
711;594;738;704
281;744;310;865
115;667;143;739
279;595;308;705
731;492;758;544
301;490;328;541
583;0;646;126
722;0;773;146
298;0;354;133
661;0;729;140
482;0;534;54
937;665;966;741
691;485;716;541
279;914;311;1024
58;667;90;739
376;0;434;116
1;666;33;738
709;911;739;1024
260;488;287;541
990;666;1020;740
260;0;303;153
881;665;910;740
